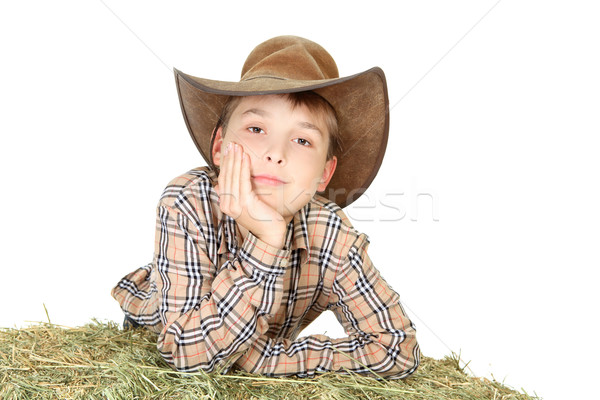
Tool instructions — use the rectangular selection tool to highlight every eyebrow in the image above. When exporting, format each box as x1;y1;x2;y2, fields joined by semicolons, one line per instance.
297;121;323;136
241;108;271;118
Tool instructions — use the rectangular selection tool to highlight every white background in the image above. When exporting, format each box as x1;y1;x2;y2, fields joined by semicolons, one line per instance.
1;1;598;399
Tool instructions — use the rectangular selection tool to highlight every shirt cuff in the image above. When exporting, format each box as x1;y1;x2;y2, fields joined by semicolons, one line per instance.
238;232;290;276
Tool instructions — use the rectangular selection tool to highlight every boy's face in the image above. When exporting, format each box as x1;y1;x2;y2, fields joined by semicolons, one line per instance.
212;95;337;222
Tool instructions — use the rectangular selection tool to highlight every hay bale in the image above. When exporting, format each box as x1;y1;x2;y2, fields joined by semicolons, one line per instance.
0;321;538;399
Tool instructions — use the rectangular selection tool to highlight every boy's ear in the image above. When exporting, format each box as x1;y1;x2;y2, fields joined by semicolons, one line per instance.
317;156;337;192
211;127;224;167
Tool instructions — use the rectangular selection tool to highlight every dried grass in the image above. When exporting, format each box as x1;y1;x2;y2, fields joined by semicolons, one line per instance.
0;320;539;399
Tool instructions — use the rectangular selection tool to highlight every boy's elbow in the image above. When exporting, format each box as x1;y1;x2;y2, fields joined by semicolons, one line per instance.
159;346;222;373
386;339;421;379
158;338;225;373
373;330;420;379
157;328;242;374
157;327;209;373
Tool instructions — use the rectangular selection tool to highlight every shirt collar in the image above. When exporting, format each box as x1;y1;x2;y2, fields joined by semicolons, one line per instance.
291;205;310;258
217;215;238;256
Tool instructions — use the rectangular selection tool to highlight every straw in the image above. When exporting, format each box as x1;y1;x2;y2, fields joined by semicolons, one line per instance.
0;320;540;399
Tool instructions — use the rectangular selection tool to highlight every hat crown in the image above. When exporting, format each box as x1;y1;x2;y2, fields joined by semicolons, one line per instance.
241;36;340;82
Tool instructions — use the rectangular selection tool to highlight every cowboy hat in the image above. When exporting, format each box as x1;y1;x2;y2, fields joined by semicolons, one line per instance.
174;35;388;208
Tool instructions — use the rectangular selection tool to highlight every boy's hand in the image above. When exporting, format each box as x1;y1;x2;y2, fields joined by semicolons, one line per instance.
215;142;287;249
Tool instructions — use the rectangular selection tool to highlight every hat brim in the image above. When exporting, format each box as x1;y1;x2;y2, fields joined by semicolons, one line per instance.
174;67;389;208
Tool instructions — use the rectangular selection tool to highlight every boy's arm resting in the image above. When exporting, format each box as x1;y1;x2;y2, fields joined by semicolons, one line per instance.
234;233;420;379
154;202;289;373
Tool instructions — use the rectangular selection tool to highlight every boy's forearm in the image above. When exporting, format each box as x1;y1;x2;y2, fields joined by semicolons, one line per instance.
156;206;290;372
234;328;419;378
158;260;285;372
233;232;420;379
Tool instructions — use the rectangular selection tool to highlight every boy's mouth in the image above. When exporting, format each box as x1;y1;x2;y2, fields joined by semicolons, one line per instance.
252;174;288;186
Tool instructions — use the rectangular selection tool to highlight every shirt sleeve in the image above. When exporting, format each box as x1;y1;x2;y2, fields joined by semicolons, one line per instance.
233;233;420;379
154;201;290;372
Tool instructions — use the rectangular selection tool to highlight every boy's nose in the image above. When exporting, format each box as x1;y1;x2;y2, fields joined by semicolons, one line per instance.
263;144;286;165
265;154;284;165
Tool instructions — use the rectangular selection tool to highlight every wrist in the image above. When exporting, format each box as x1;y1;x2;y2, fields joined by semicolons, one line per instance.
257;234;285;249
254;223;287;249
237;221;287;249
255;229;286;249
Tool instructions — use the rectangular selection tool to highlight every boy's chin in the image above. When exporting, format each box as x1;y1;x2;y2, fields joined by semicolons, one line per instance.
258;193;316;220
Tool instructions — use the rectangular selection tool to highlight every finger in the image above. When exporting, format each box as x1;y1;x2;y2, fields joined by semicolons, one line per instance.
240;150;252;199
220;142;234;212
224;142;241;217
230;143;242;206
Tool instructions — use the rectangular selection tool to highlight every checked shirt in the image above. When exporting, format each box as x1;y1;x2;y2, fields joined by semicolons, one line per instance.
111;167;419;378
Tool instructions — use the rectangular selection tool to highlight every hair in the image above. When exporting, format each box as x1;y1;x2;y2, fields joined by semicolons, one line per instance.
211;91;341;166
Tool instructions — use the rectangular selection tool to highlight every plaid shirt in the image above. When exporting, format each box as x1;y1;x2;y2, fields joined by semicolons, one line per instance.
112;167;419;378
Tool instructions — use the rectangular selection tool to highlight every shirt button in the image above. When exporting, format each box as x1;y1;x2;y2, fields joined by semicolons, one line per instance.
280;259;288;268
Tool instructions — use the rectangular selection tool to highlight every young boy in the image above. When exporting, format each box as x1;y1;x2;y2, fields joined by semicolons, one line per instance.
112;35;420;378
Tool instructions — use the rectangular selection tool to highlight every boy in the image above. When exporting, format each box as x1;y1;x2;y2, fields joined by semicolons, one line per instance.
112;35;419;378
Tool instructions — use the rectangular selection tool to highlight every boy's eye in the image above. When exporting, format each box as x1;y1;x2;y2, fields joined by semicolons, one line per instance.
293;138;311;146
248;127;265;134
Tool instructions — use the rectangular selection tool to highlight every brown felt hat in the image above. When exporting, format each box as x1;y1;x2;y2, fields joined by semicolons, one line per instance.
174;35;389;208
